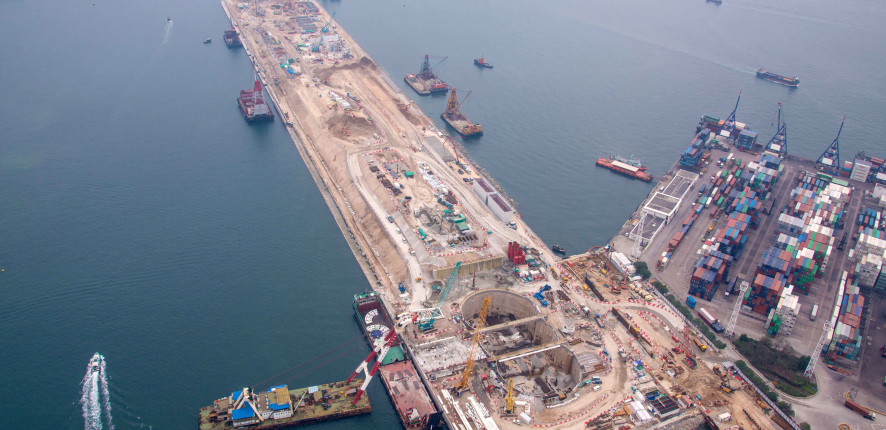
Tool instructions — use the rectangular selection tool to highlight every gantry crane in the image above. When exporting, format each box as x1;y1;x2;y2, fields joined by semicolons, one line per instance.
816;116;846;173
455;295;491;392
722;90;742;137
765;103;788;155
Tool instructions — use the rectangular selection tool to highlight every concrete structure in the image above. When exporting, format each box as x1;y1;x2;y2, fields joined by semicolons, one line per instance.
488;194;514;223
472;177;495;202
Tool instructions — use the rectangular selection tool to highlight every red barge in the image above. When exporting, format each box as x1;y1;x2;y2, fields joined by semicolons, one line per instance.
596;155;653;181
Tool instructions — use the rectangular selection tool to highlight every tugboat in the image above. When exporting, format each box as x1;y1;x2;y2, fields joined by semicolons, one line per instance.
204;38;211;44
89;353;103;374
474;54;493;69
552;244;566;254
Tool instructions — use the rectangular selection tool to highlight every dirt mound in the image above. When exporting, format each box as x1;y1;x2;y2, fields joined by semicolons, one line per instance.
314;56;377;82
325;114;376;138
397;103;423;126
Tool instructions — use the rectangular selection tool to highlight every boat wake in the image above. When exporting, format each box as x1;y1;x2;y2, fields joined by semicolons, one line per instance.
162;20;173;45
80;354;114;430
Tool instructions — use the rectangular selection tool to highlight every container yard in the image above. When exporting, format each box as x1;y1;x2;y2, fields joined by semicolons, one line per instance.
219;0;886;427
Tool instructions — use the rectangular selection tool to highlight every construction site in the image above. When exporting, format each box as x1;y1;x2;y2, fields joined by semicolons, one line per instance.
216;1;886;429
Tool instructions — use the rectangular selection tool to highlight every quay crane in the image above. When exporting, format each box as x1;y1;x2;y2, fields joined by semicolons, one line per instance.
816;117;845;174
346;330;398;404
417;262;461;331
722;90;742;137
765;103;788;155
454;295;491;393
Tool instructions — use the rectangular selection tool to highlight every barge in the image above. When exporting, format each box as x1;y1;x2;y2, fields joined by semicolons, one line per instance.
441;88;483;137
404;74;431;95
224;29;242;47
354;292;443;429
596;155;653;181
197;381;371;430
756;69;799;87
239;79;274;122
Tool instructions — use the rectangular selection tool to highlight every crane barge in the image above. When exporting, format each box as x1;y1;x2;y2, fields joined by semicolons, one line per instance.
441;88;483;137
404;55;447;95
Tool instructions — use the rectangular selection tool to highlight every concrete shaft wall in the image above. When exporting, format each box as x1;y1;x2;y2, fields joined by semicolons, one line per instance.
433;256;505;280
461;289;540;322
545;346;582;383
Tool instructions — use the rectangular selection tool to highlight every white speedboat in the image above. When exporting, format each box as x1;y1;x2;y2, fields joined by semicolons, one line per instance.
89;353;102;373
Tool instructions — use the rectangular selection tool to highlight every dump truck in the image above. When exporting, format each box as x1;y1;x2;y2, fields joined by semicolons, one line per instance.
693;337;707;352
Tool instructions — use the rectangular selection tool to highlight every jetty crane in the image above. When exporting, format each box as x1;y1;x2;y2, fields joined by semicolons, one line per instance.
418;55;447;79
454;295;491;393
417;262;461;331
321;12;336;33
346;330;398;404
765;103;788;155
816;117;845;173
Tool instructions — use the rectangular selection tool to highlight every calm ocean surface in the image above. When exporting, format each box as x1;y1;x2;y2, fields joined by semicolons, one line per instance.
0;0;883;428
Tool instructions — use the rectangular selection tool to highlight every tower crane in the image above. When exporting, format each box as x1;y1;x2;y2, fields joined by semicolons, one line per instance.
417;262;461;331
321;12;336;33
455;295;491;392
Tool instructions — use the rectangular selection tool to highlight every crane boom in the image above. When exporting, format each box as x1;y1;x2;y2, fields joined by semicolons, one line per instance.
455;296;491;392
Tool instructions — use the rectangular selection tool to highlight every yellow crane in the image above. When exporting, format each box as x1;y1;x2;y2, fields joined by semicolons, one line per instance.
505;378;515;414
455;296;491;392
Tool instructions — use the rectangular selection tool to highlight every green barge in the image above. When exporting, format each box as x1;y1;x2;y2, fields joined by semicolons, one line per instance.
198;380;370;430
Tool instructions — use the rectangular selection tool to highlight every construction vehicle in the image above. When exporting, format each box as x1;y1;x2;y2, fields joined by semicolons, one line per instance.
693;337;707;352
505;378;515;414
532;284;551;307
720;382;734;394
454;296;491;392
418;262;460;331
320;12;336;33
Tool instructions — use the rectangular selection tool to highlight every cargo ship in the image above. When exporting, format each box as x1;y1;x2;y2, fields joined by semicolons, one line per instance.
197;380;371;430
239;80;274;122
353;292;443;429
595;155;653;181
756;69;799;87
441;88;483;137
474;54;493;69
224;29;243;47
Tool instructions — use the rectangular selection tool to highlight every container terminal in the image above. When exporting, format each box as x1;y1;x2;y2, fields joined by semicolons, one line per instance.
220;1;886;429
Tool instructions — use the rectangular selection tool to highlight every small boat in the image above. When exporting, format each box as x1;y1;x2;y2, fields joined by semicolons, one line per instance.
552;244;566;254
167;17;171;21
204;38;212;43
474;54;493;69
89;353;103;373
706;0;722;4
